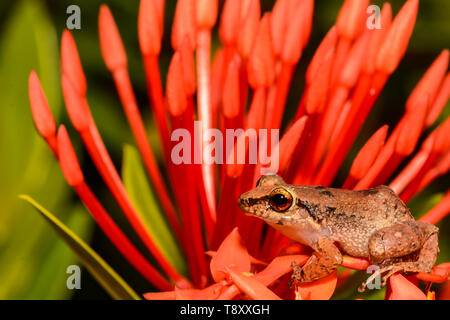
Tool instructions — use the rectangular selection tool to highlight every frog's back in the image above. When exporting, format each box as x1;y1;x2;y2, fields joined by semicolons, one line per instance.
293;185;414;257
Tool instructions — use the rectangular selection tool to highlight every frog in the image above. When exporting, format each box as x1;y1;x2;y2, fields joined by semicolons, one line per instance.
238;174;439;292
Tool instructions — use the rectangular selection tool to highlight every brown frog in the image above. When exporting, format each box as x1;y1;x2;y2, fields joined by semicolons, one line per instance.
238;174;439;292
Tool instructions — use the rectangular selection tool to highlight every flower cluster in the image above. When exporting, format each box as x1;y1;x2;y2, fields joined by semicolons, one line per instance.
28;0;449;299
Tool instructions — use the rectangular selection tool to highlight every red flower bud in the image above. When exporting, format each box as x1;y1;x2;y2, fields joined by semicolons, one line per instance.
196;0;218;29
337;0;369;40
138;0;163;55
237;0;260;58
28;71;56;139
407;50;449;112
376;0;419;74
99;5;127;71
172;0;196;50
61;30;87;95
247;14;275;88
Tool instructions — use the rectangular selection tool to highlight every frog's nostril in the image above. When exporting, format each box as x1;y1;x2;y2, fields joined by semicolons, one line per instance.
238;197;249;209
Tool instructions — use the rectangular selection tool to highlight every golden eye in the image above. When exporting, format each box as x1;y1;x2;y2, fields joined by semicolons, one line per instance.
269;188;293;212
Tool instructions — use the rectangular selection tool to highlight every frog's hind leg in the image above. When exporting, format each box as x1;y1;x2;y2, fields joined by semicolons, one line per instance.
359;222;439;292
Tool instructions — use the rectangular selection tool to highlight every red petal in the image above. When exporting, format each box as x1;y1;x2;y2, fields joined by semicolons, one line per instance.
254;255;309;286
144;291;176;300
388;274;427;300
416;263;450;283
210;228;251;282
296;270;338;300
226;266;281;300
175;282;226;300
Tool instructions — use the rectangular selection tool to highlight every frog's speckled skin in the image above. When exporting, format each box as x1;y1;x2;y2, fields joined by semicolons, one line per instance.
238;174;439;292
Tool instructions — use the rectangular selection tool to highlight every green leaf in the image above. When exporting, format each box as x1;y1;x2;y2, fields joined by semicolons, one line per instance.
20;195;141;300
122;144;187;275
22;204;94;299
0;0;92;300
0;0;61;194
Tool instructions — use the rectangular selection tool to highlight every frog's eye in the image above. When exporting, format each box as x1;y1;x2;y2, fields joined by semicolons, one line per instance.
269;188;293;212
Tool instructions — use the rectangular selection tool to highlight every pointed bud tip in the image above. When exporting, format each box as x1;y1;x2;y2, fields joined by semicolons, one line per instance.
138;0;162;55
61;30;87;95
237;0;260;58
407;49;449;112
28;71;57;139
196;0;218;29
219;0;241;45
376;0;419;74
337;0;370;40
99;4;127;72
171;0;196;50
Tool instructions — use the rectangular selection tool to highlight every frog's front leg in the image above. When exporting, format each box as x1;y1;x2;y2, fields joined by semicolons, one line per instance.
290;237;342;286
359;221;439;292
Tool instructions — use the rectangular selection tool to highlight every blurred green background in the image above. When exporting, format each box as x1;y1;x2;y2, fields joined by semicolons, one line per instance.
0;0;448;299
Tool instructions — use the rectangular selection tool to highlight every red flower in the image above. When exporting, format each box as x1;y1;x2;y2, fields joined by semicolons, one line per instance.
29;0;449;300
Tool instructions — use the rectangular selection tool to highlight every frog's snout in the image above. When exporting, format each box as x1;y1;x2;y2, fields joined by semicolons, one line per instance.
237;195;253;213
237;196;247;211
